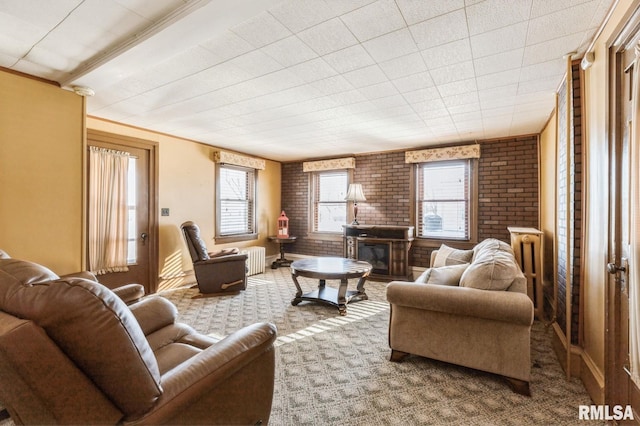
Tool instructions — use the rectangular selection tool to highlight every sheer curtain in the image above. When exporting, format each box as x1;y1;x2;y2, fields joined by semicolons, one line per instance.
88;146;130;275
629;44;640;385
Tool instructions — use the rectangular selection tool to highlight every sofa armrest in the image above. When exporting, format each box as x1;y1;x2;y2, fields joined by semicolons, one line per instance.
130;322;277;424
386;281;533;326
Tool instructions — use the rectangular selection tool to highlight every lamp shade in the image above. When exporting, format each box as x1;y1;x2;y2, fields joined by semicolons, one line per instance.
345;184;366;202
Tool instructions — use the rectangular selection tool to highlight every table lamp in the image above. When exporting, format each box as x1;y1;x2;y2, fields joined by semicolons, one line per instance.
345;183;366;225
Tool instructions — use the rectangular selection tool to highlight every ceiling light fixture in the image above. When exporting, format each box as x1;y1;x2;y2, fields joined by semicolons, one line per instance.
72;85;95;97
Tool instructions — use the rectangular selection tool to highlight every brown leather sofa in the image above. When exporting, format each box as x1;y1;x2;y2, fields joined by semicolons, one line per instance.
0;252;277;425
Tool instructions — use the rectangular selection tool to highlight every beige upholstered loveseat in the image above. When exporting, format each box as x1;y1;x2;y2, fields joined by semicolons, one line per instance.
0;251;277;425
386;238;534;395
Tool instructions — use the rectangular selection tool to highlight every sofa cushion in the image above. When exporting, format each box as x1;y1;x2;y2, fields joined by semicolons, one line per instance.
0;258;60;285
460;239;520;291
432;244;474;267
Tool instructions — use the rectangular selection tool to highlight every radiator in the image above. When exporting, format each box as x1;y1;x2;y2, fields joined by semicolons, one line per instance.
508;227;544;319
241;246;266;276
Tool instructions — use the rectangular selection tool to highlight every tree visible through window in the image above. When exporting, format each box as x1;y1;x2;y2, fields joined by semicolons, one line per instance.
218;165;255;236
417;160;471;240
313;171;348;233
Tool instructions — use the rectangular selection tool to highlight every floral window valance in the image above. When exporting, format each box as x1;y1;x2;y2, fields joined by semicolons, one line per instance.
214;151;265;170
303;157;355;172
405;144;481;163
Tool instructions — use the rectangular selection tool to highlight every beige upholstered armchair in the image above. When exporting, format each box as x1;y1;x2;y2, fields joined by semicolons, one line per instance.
0;253;277;425
181;221;248;295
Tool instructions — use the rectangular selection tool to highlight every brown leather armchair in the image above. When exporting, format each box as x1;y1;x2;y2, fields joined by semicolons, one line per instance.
181;221;248;294
0;253;277;425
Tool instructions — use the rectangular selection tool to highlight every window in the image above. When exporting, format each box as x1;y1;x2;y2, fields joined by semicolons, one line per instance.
416;159;475;240
312;170;349;233
216;164;256;240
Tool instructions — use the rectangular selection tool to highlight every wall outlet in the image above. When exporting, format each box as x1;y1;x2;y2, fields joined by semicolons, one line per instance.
161;208;170;216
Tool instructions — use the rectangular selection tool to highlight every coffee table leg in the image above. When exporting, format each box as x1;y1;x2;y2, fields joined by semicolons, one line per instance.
355;276;369;300
291;273;303;306
337;278;348;316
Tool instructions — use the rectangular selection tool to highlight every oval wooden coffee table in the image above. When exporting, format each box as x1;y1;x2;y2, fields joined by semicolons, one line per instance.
290;257;372;316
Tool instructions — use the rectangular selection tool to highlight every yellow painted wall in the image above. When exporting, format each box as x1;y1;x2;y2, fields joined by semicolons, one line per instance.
0;70;84;274
86;117;282;280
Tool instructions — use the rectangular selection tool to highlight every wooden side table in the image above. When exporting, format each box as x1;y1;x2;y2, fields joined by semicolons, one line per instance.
268;236;297;268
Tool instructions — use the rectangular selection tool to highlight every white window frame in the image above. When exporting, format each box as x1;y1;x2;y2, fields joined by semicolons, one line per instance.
216;163;257;243
414;159;477;243
309;169;352;236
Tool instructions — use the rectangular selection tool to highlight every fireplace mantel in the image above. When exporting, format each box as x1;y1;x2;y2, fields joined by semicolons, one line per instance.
343;225;414;281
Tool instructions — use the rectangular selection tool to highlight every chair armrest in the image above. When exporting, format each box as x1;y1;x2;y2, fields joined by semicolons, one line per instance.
196;253;248;265
111;283;145;305
128;297;177;336
132;322;277;424
386;281;533;326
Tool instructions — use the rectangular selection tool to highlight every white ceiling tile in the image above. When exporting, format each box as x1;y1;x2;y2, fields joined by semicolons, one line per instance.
342;64;388;88
358;81;399;100
523;32;586;66
270;0;335;33
261;35;318;67
470;22;528;58
429;61;475;85
392;72;434;93
297;18;358;56
227;49;283;77
402;87;441;104
421;39;473;69
379;52;426;80
362;28;418;63
437;77;477;97
396;0;464;25
231;11;292;48
517;77;560;95
322;44;375;73
519;59;565;82
442;92;480;108
340;0;406;42
311;75;355;95
527;2;600;45
473;48;524;76
200;31;254;62
466;0;531;35
328;89;367;105
530;0;583;18
288;57;338;82
476;70;521;90
409;9;468;50
447;101;481;114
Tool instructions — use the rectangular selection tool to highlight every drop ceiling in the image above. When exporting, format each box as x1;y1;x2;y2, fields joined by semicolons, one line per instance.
0;0;614;161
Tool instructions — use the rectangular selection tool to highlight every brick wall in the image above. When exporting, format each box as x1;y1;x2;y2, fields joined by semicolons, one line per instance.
281;136;539;269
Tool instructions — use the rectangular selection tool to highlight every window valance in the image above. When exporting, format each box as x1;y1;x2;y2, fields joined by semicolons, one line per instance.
405;144;481;163
303;157;355;172
213;151;265;170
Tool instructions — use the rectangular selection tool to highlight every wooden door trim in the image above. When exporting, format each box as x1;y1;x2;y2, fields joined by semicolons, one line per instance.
606;3;640;414
86;129;159;293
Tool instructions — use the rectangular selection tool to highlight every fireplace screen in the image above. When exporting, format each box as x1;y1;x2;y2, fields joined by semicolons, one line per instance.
357;241;391;275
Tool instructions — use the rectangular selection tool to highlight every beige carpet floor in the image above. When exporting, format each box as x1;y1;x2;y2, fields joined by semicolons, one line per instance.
160;266;597;426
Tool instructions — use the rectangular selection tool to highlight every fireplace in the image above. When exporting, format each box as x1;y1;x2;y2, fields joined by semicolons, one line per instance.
343;225;414;281
357;241;391;275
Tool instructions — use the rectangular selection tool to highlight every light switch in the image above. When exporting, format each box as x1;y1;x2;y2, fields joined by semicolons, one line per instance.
161;208;170;216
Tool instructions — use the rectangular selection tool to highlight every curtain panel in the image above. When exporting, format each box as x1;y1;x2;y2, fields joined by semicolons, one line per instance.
88;146;130;275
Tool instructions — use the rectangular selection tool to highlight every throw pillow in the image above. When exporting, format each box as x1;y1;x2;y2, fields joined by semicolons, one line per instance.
426;263;469;286
460;239;520;291
415;268;432;283
432;244;474;267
